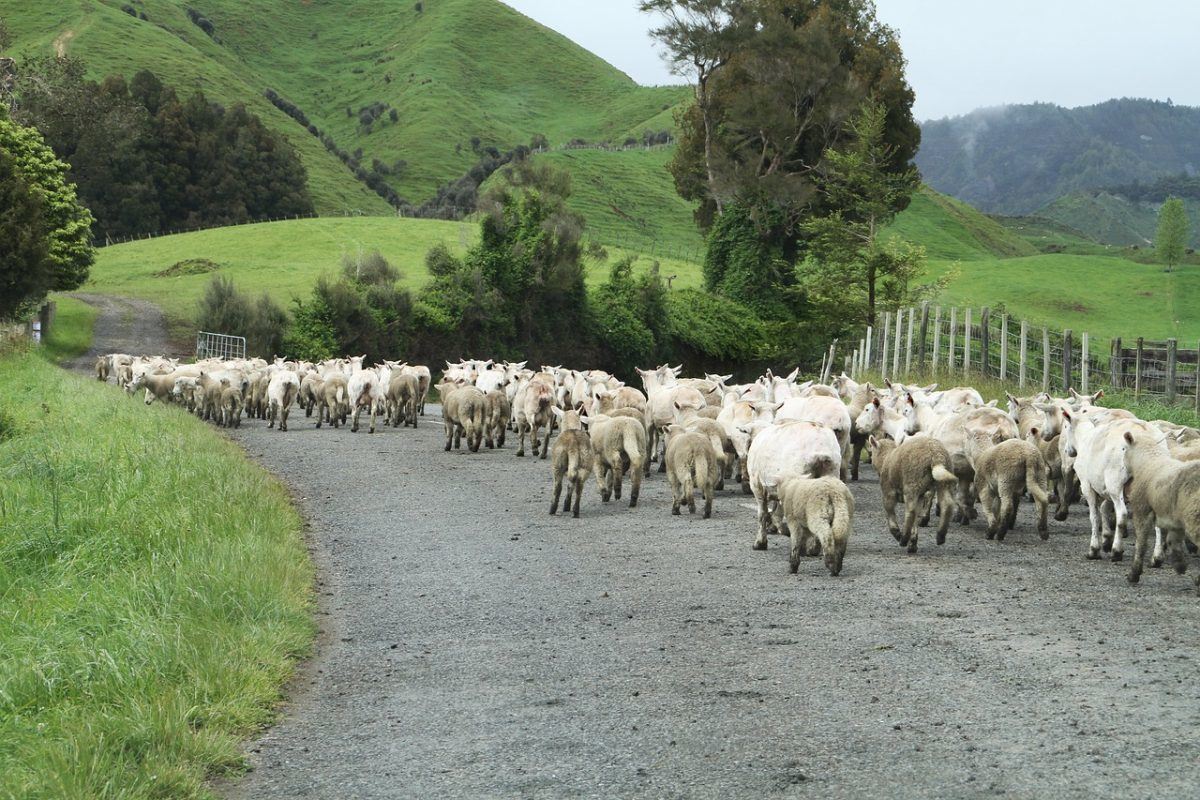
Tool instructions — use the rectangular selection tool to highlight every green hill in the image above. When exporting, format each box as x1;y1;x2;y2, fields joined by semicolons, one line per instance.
3;0;687;213
1037;191;1200;249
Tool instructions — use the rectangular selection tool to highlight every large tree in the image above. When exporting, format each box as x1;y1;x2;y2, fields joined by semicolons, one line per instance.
1155;196;1189;272
804;101;923;327
0;114;93;292
0;147;51;319
649;0;919;247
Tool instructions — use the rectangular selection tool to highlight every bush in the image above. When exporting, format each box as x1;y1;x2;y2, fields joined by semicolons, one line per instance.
196;276;289;358
341;249;399;286
665;289;777;363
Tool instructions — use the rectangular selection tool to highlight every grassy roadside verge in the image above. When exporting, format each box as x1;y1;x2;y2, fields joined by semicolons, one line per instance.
41;296;98;364
0;350;314;799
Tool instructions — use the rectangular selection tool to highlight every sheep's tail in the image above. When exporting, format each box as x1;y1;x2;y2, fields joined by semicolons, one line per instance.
810;454;837;479
931;463;957;483
692;449;711;491
1027;452;1050;506
622;424;642;467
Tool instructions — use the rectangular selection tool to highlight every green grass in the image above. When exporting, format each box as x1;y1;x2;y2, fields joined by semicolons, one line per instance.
887;186;1037;261
1038;191;1200;248
2;0;687;210
40;296;97;364
0;351;314;799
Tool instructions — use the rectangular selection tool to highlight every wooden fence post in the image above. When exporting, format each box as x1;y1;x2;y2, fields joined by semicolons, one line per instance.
1135;337;1144;398
822;341;837;384
1167;338;1178;403
948;308;957;374
979;307;991;377
892;309;902;379
1042;327;1051;393
1062;329;1073;392
1019;320;1028;389
932;306;941;377
881;314;891;381
964;308;973;375
918;302;930;371
1000;315;1009;380
1194;341;1200;413
1081;332;1090;394
905;307;915;376
1110;338;1121;389
864;326;873;372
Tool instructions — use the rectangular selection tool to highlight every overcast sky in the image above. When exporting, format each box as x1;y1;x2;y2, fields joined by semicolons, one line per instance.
500;0;1200;121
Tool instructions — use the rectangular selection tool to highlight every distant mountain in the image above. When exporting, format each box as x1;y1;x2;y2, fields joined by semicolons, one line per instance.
1038;173;1200;248
916;99;1200;215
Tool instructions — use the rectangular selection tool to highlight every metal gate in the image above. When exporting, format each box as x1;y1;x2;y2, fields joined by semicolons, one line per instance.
195;330;247;361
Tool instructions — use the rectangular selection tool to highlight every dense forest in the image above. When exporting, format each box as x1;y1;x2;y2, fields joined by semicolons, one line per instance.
917;98;1200;215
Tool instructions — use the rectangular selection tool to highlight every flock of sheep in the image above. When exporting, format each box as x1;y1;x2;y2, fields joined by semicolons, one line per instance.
94;352;1200;591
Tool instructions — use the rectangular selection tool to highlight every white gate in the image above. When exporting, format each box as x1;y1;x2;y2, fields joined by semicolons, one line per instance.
196;330;247;360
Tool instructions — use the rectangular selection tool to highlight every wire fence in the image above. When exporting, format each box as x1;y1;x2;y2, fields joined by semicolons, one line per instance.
835;303;1200;410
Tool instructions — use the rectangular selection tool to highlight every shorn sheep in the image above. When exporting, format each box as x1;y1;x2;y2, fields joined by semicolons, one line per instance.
549;408;593;518
774;475;854;576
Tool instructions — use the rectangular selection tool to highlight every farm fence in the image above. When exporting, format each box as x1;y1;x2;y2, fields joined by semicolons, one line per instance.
826;303;1200;410
196;331;247;361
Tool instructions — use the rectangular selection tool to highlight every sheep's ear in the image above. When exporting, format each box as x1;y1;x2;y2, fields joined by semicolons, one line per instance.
872;397;881;408
1006;393;1019;406
885;379;894;389
674;400;682;410
869;435;879;449
985;399;998;408
575;402;585;414
1124;431;1134;445
923;383;937;392
785;368;800;383
1068;388;1080;400
1029;427;1040;438
1062;409;1072;421
551;406;564;419
1034;402;1055;412
1094;390;1105;401
906;392;915;406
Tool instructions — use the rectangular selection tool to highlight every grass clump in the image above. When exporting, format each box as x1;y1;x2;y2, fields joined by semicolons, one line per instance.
0;352;314;799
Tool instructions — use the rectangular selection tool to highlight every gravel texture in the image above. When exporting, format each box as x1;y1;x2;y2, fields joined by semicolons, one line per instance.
221;410;1200;800
64;293;176;372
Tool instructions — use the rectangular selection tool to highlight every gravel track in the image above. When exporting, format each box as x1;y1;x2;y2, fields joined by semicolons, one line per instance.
63;293;175;373
221;410;1200;800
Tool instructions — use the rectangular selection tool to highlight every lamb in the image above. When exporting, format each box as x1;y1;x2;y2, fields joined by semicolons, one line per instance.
868;435;959;553
484;389;511;448
386;373;419;428
219;385;244;428
585;413;647;507
300;373;325;417
441;384;487;452
1026;428;1072;522
664;427;719;518
682;416;732;490
94;355;110;382
515;376;556;458
972;438;1050;540
266;370;300;432
548;408;593;517
1123;430;1200;590
774;476;854;576
316;374;349;428
743;420;841;551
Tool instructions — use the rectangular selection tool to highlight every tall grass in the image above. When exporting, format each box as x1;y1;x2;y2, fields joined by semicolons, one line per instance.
0;352;314;799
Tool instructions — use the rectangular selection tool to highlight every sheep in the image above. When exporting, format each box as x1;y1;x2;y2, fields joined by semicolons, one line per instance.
484;389;511;448
1123;429;1200;590
664;427;719;518
266;370;300;432
776;394;853;481
300;373;325;417
839;378;880;481
133;371;182;405
774;476;854;576
683;416;733;490
348;366;385;434
441;384;487;452
868;435;959;553
387;372;419;428
972;438;1050;540
548;408;593;517
743;420;841;551
220;385;244;429
94;355;110;382
585;413;647;507
515;376;556;458
316;375;349;428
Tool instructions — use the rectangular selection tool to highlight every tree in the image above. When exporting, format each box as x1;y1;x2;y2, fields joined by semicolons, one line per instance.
803;101;921;327
651;0;919;244
0;114;93;291
640;0;750;217
1156;196;1189;272
0;147;51;319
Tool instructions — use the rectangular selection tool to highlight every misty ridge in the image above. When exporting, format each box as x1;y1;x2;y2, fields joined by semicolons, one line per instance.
917;98;1200;216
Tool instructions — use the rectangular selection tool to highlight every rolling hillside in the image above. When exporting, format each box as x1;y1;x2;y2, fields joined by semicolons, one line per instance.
2;0;687;213
1037;191;1200;248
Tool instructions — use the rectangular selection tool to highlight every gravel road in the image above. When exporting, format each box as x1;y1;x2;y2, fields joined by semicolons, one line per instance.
221;410;1200;800
63;293;174;372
